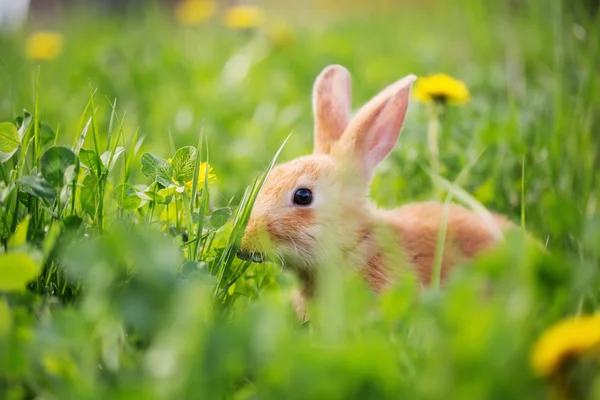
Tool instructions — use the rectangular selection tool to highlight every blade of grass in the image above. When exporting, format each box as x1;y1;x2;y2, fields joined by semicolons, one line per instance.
70;103;94;216
213;132;292;296
52;125;60;147
73;95;93;153
430;196;452;290
167;128;176;156
217;260;252;298
521;155;526;230
193;142;210;259
124;128;141;183
88;86;104;230
188;123;205;261
33;67;40;165
423;151;492;288
105;107;127;173
106;98;117;151
423;165;504;242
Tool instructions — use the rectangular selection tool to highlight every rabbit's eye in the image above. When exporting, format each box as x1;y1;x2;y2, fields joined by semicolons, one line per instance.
293;188;313;206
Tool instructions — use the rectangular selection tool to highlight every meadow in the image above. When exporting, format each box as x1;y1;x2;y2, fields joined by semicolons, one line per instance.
0;0;599;398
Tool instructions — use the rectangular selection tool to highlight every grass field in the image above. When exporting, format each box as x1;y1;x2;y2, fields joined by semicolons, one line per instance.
0;0;599;398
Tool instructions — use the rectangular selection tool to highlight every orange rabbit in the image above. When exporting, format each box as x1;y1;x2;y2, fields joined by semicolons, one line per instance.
238;65;510;315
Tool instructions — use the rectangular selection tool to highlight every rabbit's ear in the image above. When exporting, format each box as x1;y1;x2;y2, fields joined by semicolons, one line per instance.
333;74;416;179
312;65;352;154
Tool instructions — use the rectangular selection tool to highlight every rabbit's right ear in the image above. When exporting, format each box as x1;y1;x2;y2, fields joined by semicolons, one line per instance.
312;65;352;154
332;74;416;181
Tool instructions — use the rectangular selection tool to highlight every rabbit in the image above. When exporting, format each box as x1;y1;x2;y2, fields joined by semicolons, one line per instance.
238;64;512;318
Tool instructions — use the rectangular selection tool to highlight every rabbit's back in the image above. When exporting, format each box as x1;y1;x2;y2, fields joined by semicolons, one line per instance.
379;202;510;285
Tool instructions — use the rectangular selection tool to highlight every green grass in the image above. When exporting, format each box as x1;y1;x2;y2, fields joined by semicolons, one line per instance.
0;0;599;398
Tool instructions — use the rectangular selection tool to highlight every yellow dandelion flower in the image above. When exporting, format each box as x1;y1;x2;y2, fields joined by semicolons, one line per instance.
413;74;470;105
175;0;216;26
25;31;64;61
223;5;265;30
184;162;217;189
266;18;295;48
531;313;600;377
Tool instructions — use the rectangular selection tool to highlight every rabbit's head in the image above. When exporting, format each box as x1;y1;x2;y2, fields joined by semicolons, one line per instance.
238;65;416;271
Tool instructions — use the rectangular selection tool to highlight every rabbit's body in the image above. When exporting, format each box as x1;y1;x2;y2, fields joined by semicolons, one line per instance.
238;65;510;315
373;203;508;288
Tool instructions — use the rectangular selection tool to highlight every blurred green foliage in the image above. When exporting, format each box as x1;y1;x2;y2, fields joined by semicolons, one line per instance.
0;0;599;398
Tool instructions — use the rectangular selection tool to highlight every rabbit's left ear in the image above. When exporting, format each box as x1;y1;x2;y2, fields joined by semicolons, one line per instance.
312;65;352;154
333;74;416;180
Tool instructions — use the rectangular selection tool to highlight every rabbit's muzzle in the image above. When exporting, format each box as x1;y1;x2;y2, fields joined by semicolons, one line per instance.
236;250;265;263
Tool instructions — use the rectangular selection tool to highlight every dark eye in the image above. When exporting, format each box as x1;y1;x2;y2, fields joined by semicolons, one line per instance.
293;188;313;206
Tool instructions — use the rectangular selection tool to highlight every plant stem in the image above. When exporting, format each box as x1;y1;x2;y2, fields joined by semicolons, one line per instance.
431;195;451;290
427;102;443;199
33;68;40;165
175;195;181;231
96;177;104;231
147;201;155;228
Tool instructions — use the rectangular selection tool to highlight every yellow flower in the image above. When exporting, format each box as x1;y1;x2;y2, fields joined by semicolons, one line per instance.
25;31;64;61
223;5;265;30
266;18;295;48
413;74;470;105
531;313;600;377
184;162;216;189
175;0;216;26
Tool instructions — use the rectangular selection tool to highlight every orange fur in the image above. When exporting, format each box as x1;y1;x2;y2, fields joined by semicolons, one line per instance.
374;203;507;288
239;65;511;320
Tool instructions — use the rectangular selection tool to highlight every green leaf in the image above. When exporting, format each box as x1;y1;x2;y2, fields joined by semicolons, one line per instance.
0;298;10;338
0;211;13;241
115;183;142;210
79;148;100;171
0;252;39;292
62;215;83;231
16;110;32;141
158;186;177;197
140;153;174;187
180;261;212;279
43;222;62;257
157;186;177;204
143;190;164;204
131;186;152;202
0;122;20;163
40;146;77;188
0;183;15;205
19;176;57;204
9;215;30;248
80;174;97;216
101;146;125;172
138;182;160;202
74;117;92;155
144;185;175;205
80;147;125;173
39;122;56;147
207;207;233;230
171;146;198;183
